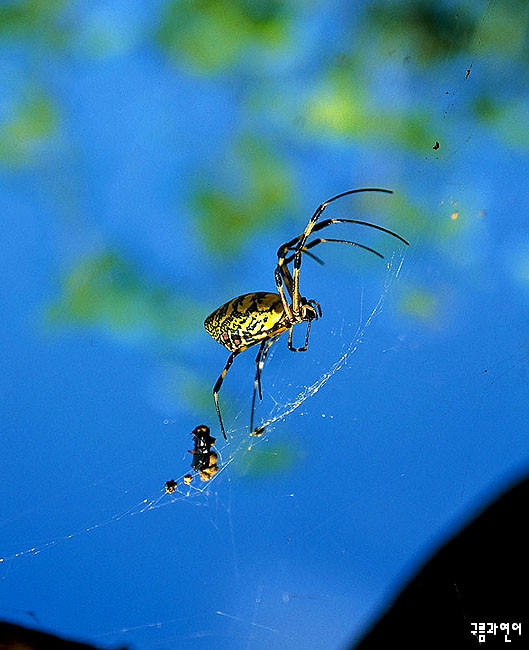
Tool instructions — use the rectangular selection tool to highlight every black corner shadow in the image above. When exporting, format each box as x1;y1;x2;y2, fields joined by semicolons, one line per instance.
0;620;127;650
2;474;527;649
352;472;529;649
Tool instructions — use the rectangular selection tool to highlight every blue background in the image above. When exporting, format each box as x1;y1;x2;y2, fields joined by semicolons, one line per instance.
2;1;529;648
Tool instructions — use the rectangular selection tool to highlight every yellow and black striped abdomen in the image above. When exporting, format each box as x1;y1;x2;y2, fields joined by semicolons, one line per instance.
204;292;287;352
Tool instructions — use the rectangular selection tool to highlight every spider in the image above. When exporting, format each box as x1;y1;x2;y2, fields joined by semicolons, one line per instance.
204;188;409;439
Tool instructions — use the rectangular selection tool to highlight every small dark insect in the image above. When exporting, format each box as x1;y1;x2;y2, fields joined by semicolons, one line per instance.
165;479;178;493
196;451;219;482
204;188;410;439
433;141;440;150
189;424;216;469
189;424;219;481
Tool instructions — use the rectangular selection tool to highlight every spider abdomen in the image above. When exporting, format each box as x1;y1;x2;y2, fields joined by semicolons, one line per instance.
204;292;287;352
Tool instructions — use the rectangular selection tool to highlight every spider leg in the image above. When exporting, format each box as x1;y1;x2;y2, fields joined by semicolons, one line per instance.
280;221;409;309
309;217;410;245
276;234;305;303
279;215;404;314
249;336;278;434
291;188;394;314
283;237;384;263
288;319;314;352
275;245;329;300
213;348;244;440
280;217;407;264
274;258;295;318
255;339;274;402
295;248;326;265
308;298;322;317
254;341;267;404
275;239;324;309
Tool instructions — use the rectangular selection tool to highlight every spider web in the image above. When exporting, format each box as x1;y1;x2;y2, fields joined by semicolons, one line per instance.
246;251;406;434
3;2;528;649
0;250;406;568
0;251;405;567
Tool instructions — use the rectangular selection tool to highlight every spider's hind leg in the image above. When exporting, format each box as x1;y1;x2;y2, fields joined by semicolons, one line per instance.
213;348;244;440
249;336;278;434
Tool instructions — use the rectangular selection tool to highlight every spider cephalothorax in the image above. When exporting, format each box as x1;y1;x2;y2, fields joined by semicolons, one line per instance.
205;188;409;439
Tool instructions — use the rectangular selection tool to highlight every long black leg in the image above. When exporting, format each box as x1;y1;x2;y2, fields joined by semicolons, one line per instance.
291;189;395;313
307;217;409;245
287;298;321;352
249;336;278;434
277;213;407;262
278;216;408;267
275;189;403;313
283;237;384;264
275;255;295;311
275;245;326;307
288;320;312;352
213;348;243;440
255;342;266;402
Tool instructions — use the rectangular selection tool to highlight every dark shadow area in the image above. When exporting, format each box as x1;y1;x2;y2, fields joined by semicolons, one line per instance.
0;620;127;650
353;473;528;649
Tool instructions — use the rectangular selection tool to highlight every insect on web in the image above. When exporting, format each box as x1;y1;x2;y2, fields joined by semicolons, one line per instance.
0;249;406;566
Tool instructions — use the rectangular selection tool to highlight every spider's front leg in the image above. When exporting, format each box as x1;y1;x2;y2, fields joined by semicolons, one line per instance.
287;300;322;352
287;324;311;352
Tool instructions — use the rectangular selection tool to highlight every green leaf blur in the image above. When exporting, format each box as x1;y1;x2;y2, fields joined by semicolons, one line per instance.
48;251;201;340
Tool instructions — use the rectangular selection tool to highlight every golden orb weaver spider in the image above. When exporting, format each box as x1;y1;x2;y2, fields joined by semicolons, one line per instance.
204;188;409;439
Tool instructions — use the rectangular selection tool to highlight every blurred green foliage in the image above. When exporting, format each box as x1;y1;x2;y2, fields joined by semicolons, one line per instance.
192;136;295;256
0;90;57;166
0;0;67;45
47;251;201;339
3;0;527;436
400;287;439;322
158;365;213;413
157;0;291;73
238;439;299;477
303;67;434;150
476;98;529;148
366;1;476;63
474;0;529;60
